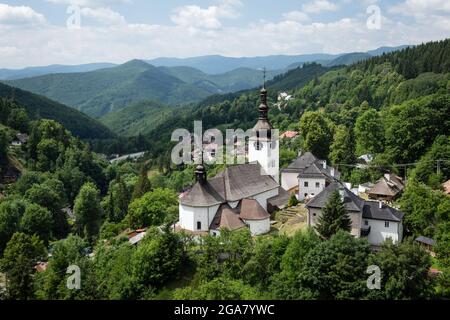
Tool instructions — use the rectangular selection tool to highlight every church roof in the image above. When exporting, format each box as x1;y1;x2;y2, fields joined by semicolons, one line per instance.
240;198;270;220
179;181;224;207
180;162;279;207
210;204;245;231
208;162;279;202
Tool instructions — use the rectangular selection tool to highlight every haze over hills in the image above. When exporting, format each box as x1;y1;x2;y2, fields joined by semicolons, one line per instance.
0;82;114;139
0;63;116;81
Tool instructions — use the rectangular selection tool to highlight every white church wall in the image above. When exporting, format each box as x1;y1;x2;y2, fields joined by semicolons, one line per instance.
250;188;279;211
179;204;220;232
248;140;279;183
244;218;270;235
281;172;298;191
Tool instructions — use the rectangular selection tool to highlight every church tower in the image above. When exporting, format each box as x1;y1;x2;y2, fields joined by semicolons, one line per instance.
248;85;279;183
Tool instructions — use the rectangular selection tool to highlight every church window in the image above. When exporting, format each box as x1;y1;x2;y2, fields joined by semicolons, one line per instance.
304;181;308;187
254;141;263;151
197;221;202;230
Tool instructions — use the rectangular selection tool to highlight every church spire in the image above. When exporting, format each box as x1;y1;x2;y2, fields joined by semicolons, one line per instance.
259;67;269;120
195;149;207;185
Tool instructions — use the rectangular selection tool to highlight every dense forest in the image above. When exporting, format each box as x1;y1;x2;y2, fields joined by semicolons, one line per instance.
0;39;449;300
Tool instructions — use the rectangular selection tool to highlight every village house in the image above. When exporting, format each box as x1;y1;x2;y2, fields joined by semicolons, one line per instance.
10;133;28;147
177;87;289;236
280;151;340;201
368;173;405;201
415;236;436;257
306;181;404;246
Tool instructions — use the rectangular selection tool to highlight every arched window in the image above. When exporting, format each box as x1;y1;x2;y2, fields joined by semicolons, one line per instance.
197;221;201;230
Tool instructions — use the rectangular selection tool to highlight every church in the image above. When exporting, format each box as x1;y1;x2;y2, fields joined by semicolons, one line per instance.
177;87;289;236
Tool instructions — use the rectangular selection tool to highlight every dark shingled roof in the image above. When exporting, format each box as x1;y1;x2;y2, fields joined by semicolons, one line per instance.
306;181;404;222
240;198;270;220
362;201;404;222
180;162;279;206
306;181;364;212
268;187;290;209
368;174;405;197
210;204;245;231
282;151;339;179
415;236;436;246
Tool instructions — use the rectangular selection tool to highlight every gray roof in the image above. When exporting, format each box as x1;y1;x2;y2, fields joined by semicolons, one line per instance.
362;201;404;222
415;236;436;246
179;181;224;207
180;162;279;206
283;151;317;171
282;151;339;180
306;181;404;222
210;204;245;231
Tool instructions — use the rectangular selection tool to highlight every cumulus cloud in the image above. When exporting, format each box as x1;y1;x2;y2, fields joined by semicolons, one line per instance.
389;0;450;15
282;11;310;22
1;1;449;68
46;0;130;7
170;0;242;29
81;7;126;25
302;0;338;14
0;3;46;25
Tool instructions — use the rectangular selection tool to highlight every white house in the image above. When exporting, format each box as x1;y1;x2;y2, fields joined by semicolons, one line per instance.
306;181;404;246
281;151;340;201
177;87;289;236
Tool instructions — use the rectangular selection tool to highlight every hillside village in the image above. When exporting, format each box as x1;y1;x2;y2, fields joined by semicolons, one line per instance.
0;39;449;301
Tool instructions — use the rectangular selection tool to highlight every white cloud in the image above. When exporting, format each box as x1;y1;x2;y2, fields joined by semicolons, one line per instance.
302;0;338;14
0;4;46;25
1;1;449;69
46;0;130;7
81;7;126;25
389;0;450;15
170;0;242;29
282;11;310;22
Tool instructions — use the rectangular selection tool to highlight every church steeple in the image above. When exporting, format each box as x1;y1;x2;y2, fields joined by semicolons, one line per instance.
195;149;207;185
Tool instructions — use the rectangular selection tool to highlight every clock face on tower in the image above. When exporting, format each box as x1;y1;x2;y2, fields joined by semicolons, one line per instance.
254;141;263;151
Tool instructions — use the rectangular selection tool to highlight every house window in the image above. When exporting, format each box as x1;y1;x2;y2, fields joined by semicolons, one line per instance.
197;221;202;230
384;221;390;228
365;220;369;226
316;182;320;188
304;181;309;187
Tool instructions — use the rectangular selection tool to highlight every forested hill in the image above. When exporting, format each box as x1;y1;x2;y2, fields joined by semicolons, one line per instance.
0;83;114;140
139;39;450;165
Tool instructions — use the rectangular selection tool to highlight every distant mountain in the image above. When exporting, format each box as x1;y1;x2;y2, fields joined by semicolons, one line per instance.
159;66;281;93
6;60;214;118
0;82;114;139
326;52;373;67
367;45;410;56
147;54;339;74
100;100;174;137
0;63;116;80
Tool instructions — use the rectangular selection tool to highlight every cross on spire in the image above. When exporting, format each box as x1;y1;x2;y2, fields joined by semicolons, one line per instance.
262;67;266;89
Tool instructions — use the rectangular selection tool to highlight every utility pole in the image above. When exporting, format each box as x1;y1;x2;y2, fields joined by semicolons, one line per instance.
437;160;441;175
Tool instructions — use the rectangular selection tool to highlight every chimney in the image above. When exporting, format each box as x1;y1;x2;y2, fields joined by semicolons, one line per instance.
330;167;335;177
322;160;327;170
298;150;302;157
378;201;383;209
384;173;391;181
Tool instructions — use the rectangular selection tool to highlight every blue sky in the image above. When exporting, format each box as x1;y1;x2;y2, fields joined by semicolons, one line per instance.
0;0;449;68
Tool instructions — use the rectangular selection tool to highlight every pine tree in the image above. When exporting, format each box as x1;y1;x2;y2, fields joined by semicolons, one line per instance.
132;165;152;200
315;190;352;240
288;193;299;207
